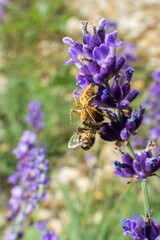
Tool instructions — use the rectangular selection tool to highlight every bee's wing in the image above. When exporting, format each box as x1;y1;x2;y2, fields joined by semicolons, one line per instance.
68;132;80;148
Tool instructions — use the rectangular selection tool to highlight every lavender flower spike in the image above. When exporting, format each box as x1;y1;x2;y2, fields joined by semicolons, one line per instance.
143;70;160;143
100;106;144;143
6;130;49;239
63;18;124;89
6;101;48;239
35;221;59;240
25;100;44;131
122;215;160;240
113;142;160;179
0;0;11;23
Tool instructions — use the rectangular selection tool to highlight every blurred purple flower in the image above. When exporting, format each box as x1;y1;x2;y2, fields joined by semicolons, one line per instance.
106;21;117;33
6;102;48;239
7;130;49;232
132;135;144;150
35;221;59;240
122;216;160;240
143;70;160;143
0;0;10;22
25;100;45;131
122;43;137;66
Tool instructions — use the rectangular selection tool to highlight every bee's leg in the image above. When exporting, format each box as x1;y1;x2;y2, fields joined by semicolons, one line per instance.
70;109;81;129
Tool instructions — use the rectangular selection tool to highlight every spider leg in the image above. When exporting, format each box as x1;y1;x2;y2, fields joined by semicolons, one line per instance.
73;88;81;107
93;104;112;118
86;94;97;105
92;106;104;115
70;109;81;129
86;108;96;123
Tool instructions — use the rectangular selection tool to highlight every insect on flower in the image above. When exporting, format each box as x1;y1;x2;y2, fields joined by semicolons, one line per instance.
68;121;105;150
70;83;104;129
69;84;106;150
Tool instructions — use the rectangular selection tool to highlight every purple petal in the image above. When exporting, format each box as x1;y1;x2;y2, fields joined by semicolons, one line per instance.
76;74;93;88
112;85;123;101
80;65;91;75
113;166;129;178
116;56;126;72
89;34;101;49
100;66;110;79
126;67;134;82
87;60;100;75
121;153;134;166
133;160;142;172
100;125;118;141
83;29;91;45
35;221;47;231
122;82;131;98
93;47;101;60
119;99;130;109
138;171;146;179
115;39;123;47
105;31;117;45
144;157;160;173
83;44;92;58
125;89;140;102
62;37;74;45
120;128;131;140
113;161;135;177
122;165;135;176
93;74;104;84
97;18;107;42
100;44;109;59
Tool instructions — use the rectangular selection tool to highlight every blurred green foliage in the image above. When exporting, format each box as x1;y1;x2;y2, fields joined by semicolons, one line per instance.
0;0;76;175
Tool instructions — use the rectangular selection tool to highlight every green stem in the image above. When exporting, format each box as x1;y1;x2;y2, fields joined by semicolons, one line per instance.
141;179;151;218
104;81;111;93
126;141;151;218
116;109;122;122
126;141;136;159
97;185;131;240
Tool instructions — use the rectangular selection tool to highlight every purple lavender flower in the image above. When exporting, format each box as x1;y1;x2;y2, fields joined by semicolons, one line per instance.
35;221;59;240
113;144;160;179
93;67;139;110
63;19;139;120
132;135;144;149
6;128;48;239
0;0;10;22
122;216;160;240
143;70;160;143
122;43;137;68
63;19;141;153
118;43;137;84
106;21;117;33
100;106;145;143
63;18;124;89
25;100;44;131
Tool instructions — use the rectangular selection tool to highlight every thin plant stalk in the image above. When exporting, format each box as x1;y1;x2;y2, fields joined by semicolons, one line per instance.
126;141;151;218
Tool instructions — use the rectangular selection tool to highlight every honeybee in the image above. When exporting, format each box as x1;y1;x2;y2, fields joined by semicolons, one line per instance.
70;84;104;129
68;121;104;150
